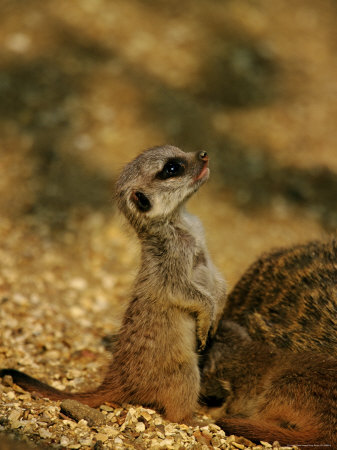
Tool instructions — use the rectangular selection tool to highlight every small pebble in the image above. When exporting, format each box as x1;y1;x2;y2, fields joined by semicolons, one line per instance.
10;420;21;429
6;391;16;400
104;426;120;437
79;438;93;445
39;428;52;439
232;442;245;449
77;419;88;427
212;436;222;447
8;410;21;422
60;436;70;446
159;438;174;447
95;433;108;442
100;404;115;412
135;421;146;433
140;411;152;421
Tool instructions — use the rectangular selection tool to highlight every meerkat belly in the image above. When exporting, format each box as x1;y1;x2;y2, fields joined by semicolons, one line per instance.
115;306;197;376
141;307;197;365
112;305;198;404
167;309;198;361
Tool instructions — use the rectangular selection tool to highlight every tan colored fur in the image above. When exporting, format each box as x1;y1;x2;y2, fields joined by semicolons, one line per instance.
0;145;227;423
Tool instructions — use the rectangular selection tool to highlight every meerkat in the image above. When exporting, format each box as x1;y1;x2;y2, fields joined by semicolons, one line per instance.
200;239;337;446
201;320;337;448
223;239;337;352
0;145;227;423
201;239;337;398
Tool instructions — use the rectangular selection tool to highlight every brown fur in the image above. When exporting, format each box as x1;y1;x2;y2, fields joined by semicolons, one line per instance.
224;239;337;352
201;239;337;446
202;321;337;448
201;239;337;398
0;146;227;423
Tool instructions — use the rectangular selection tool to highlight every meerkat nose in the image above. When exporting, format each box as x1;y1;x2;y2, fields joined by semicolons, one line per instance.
199;151;208;161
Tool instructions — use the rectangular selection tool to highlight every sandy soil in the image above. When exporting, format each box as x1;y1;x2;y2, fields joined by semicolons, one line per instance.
0;0;336;448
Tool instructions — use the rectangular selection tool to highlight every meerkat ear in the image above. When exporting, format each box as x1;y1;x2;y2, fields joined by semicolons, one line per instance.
131;191;152;212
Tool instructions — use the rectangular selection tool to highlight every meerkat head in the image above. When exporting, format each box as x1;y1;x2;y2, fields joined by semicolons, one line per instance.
115;145;209;228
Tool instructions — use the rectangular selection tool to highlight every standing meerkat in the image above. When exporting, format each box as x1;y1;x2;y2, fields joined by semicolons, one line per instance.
201;321;337;448
0;145;227;423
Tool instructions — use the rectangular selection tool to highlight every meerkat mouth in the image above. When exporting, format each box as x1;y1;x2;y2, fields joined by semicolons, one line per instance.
194;161;209;182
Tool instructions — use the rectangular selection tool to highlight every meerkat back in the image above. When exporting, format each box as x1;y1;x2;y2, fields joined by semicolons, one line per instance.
201;238;337;406
224;239;337;352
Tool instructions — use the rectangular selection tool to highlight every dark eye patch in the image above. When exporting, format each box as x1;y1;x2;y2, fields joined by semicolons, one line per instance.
131;191;151;212
156;158;186;180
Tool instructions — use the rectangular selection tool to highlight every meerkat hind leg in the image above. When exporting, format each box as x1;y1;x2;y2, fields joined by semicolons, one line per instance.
161;367;200;423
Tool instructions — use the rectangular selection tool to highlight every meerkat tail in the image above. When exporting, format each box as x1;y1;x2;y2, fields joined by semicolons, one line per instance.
0;369;72;400
0;369;116;407
216;417;325;447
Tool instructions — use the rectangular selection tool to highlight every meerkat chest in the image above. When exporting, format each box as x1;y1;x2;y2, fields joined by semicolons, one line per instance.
181;212;206;247
179;213;211;268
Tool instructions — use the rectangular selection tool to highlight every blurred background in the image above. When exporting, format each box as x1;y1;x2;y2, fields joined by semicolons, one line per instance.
0;0;337;321
0;1;337;444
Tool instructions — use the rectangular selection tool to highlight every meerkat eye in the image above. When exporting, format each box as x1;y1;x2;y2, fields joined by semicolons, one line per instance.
157;158;186;180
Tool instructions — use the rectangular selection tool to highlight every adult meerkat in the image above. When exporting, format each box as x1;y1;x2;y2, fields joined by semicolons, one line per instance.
201;239;337;396
201;321;337;448
0;145;227;423
201;239;337;387
200;239;337;447
222;239;337;352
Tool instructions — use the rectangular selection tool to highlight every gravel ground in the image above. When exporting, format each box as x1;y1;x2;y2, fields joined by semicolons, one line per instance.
1;0;336;448
0;212;299;449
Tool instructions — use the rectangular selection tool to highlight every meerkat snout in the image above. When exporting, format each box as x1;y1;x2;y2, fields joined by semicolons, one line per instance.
195;151;209;182
198;151;208;161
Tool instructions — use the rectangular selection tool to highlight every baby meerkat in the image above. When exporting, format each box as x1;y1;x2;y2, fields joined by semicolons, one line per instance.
0;145;227;423
201;321;337;448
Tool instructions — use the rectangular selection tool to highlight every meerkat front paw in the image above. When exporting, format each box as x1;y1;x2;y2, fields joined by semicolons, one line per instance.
198;336;208;351
197;315;212;350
